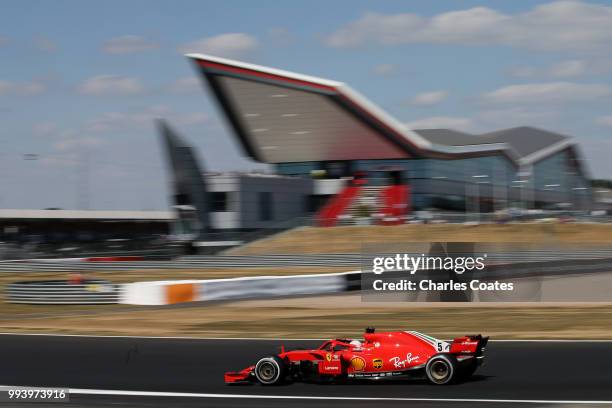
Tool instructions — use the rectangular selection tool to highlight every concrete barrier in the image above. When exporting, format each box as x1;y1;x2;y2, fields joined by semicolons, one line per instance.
119;280;198;305
197;272;347;301
119;272;357;305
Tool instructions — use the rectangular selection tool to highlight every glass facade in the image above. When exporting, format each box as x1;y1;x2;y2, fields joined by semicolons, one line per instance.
275;150;592;211
531;150;591;209
533;150;589;194
276;162;319;177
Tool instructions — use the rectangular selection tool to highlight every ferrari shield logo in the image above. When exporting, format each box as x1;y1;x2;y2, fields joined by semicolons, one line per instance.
326;353;332;362
372;358;383;369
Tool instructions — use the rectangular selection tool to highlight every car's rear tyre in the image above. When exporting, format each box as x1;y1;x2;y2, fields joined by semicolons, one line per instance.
254;356;287;385
425;354;457;385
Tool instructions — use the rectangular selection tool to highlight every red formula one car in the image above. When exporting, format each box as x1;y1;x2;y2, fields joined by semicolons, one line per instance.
225;328;488;385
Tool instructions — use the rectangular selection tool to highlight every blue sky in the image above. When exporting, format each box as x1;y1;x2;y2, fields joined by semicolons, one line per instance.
2;0;612;209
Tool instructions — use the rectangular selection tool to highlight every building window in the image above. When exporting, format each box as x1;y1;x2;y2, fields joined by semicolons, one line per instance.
259;192;273;221
306;194;328;213
174;193;191;205
209;192;228;212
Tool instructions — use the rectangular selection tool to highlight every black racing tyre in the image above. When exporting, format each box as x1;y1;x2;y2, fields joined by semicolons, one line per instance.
425;354;457;385
254;356;287;385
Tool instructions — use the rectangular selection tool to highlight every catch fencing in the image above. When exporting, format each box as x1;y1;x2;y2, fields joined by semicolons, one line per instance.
6;280;120;304
0;254;361;272
2;249;612;272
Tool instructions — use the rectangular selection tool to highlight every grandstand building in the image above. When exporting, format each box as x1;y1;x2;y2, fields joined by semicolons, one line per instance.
0;209;172;259
161;54;594;237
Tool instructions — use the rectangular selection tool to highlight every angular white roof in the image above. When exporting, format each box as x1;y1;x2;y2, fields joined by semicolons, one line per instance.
188;54;579;167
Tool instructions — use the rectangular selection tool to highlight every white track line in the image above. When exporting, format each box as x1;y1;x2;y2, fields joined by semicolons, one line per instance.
54;388;612;404
1;332;612;342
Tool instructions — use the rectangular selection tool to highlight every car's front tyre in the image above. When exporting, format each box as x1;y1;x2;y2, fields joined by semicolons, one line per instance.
425;354;457;385
254;356;287;385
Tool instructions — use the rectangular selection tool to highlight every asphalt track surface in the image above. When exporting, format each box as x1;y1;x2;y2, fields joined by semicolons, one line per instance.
1;334;611;407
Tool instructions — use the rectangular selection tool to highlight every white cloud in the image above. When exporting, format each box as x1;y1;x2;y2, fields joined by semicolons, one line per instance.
325;1;612;52
54;135;102;152
102;35;159;54
0;80;46;96
167;76;201;93
45;129;104;164
404;107;564;134
548;60;588;78
178;33;258;58
372;64;398;77
77;75;144;95
405;107;561;133
409;90;449;106
509;59;612;79
85;105;208;133
482;82;611;104
477;107;559;128
405;116;473;131
595;115;612;127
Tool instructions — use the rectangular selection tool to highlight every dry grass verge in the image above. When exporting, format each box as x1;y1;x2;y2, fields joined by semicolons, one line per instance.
229;223;612;255
1;294;611;340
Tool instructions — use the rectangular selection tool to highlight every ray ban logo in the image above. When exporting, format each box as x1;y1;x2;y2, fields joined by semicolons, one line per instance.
389;353;420;368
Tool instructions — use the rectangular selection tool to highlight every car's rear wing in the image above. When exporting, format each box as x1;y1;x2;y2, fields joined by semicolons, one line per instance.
450;334;489;355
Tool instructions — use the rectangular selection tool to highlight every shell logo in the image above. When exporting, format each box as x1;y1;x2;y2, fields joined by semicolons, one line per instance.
350;356;366;371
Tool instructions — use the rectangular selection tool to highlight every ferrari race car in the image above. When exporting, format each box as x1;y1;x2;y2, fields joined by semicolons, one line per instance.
225;328;488;385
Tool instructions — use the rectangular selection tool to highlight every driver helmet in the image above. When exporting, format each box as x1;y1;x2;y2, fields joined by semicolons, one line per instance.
350;340;362;348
